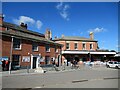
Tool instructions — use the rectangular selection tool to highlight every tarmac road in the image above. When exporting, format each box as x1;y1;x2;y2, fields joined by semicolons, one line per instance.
1;66;119;88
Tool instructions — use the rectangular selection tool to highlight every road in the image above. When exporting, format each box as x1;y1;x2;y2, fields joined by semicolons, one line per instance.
1;66;120;88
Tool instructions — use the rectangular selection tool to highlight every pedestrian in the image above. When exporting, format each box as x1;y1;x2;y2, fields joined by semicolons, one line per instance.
2;60;5;71
5;60;9;71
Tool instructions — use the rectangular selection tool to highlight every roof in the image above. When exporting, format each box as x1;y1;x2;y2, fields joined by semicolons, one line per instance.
2;22;45;37
54;36;97;42
1;21;63;46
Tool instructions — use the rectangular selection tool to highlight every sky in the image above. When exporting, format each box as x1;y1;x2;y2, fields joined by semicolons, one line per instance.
2;2;119;52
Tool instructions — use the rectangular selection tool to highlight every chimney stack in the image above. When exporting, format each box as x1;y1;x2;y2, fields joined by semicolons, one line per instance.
20;22;27;29
61;34;64;38
45;28;52;40
89;32;94;40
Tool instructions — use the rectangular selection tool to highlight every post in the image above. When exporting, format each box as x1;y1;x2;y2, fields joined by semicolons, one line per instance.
9;36;14;74
27;65;29;73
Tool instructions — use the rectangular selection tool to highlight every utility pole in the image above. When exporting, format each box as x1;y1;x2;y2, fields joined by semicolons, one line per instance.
9;36;14;74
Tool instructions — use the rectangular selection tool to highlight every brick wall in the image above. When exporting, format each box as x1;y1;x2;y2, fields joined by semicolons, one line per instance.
1;36;61;67
56;40;97;51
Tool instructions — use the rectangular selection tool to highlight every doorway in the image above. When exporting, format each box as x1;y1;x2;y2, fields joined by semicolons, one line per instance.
33;57;37;69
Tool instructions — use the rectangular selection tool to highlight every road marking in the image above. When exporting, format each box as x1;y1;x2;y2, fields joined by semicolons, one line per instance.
72;79;88;83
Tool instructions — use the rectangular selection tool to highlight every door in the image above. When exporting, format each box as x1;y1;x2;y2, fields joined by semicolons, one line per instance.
33;57;37;69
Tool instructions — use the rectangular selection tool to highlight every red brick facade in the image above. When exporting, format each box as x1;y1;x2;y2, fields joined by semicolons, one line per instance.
0;15;62;69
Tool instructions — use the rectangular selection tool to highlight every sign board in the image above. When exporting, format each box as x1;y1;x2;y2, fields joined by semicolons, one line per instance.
0;57;9;61
22;56;30;62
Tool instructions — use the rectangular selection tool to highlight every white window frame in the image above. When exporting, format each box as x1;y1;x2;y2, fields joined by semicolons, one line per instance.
74;43;78;50
82;42;86;50
46;46;50;52
13;38;21;50
32;43;38;51
55;47;58;53
66;43;70;50
90;43;93;50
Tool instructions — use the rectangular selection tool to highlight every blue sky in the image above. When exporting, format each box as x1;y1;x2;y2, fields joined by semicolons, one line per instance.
2;2;119;51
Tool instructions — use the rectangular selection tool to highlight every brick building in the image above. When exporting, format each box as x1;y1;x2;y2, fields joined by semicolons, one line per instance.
0;15;62;69
54;33;116;65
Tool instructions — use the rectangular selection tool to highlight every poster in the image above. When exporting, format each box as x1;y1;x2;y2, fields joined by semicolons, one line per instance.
22;56;30;62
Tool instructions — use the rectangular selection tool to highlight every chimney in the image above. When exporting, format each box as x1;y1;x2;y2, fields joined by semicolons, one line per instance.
89;32;94;40
61;34;64;38
20;22;27;29
0;14;4;25
54;36;57;39
24;24;27;29
45;28;52;40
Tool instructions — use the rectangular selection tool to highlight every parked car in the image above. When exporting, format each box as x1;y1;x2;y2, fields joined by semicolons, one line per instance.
106;61;120;69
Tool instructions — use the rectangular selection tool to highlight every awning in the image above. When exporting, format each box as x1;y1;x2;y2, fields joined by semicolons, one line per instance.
62;51;116;55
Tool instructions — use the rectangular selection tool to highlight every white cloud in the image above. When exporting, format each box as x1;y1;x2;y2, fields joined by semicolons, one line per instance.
13;16;43;30
13;16;35;25
36;20;43;30
88;27;106;33
56;2;63;10
56;3;70;21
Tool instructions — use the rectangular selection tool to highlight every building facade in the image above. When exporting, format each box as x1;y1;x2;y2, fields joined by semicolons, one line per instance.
54;33;116;65
0;15;62;69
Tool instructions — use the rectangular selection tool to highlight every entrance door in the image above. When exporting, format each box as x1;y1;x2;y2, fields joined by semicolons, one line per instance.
33;57;37;69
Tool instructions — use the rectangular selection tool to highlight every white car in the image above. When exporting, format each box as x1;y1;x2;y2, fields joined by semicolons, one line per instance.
106;61;120;69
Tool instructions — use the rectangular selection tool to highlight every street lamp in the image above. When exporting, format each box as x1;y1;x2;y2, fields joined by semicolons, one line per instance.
9;36;14;74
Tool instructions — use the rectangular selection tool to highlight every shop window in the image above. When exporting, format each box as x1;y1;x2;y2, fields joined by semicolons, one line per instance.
12;55;20;66
45;56;50;65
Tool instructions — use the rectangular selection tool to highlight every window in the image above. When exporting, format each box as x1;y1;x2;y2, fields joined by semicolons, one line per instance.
32;44;38;51
55;47;58;52
46;46;50;52
13;38;21;50
82;43;86;50
66;43;70;50
6;27;9;31
45;56;50;65
74;43;78;50
90;44;93;50
12;55;20;66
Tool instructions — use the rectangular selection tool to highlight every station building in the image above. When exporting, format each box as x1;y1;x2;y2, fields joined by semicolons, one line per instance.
54;33;116;65
0;15;63;69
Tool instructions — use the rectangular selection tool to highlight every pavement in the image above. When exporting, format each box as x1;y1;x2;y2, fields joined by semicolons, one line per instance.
0;64;111;76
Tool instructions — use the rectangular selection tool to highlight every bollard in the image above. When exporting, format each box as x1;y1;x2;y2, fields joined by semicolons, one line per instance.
27;66;29;73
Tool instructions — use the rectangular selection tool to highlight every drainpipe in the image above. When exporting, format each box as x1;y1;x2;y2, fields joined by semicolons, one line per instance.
9;36;14;74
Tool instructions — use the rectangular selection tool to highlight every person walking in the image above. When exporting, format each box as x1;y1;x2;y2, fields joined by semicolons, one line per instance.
2;60;5;71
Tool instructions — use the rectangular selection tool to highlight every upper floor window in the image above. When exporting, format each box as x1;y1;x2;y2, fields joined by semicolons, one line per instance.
46;46;50;52
6;27;9;31
13;38;21;50
74;43;78;50
32;44;38;51
66;43;70;50
82;43;86;50
90;44;93;50
55;47;58;52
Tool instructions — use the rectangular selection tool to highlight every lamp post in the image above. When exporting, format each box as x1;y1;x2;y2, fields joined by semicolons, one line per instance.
9;36;14;74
